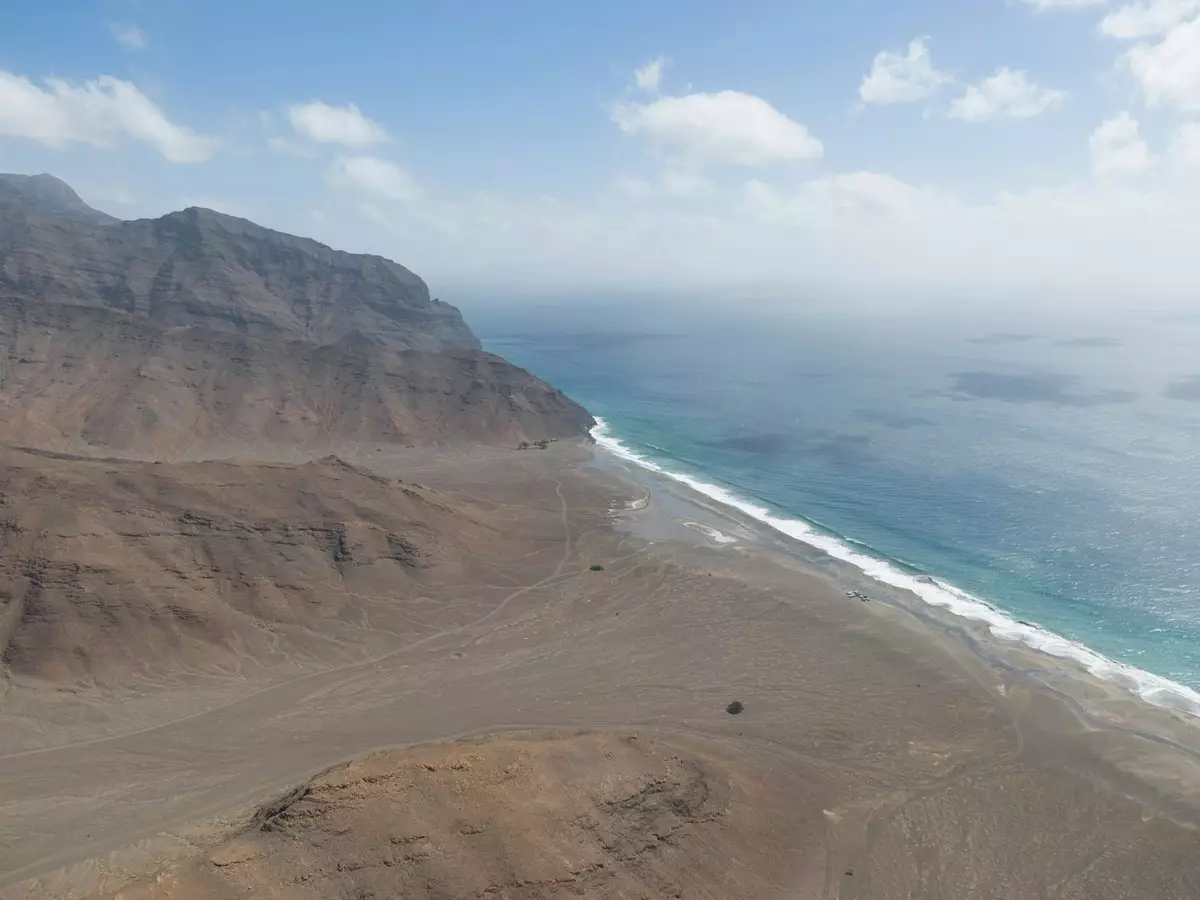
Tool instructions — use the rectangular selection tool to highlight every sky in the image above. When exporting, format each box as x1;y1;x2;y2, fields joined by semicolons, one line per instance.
2;0;1200;301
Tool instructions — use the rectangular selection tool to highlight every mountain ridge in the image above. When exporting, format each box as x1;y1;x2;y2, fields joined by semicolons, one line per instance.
0;172;592;455
0;173;118;226
0;190;479;352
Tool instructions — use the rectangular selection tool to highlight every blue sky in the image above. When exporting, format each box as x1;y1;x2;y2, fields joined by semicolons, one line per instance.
2;0;1199;298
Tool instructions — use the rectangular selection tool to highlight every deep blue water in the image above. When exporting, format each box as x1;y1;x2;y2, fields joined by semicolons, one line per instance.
464;297;1200;709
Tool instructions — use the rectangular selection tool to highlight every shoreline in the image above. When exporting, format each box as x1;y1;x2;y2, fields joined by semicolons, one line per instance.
589;418;1200;722
6;440;1200;898
587;440;1200;815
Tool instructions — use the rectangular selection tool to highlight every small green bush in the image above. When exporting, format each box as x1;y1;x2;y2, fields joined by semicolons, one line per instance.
589;564;604;572
726;700;745;715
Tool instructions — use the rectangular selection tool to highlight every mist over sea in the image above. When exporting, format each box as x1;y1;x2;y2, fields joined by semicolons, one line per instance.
466;296;1200;712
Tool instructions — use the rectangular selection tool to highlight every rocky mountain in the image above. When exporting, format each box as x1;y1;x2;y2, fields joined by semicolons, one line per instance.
0;173;118;226
0;299;592;455
0;174;592;454
0;198;478;351
0;173;593;695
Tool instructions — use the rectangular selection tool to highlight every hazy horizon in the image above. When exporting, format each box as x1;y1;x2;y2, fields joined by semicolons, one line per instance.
3;1;1200;298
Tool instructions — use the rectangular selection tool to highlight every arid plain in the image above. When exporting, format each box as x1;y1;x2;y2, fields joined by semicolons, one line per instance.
3;445;1199;900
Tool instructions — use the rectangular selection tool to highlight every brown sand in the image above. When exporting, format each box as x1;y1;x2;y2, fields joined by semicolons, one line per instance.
2;445;1200;899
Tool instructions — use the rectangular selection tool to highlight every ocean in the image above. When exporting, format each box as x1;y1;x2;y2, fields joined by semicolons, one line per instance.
465;296;1200;716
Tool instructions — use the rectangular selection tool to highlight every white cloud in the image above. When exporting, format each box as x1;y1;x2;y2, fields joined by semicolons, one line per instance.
285;101;388;147
949;69;1068;121
332;155;421;203
745;172;955;227
0;71;219;162
1123;17;1200;109
634;57;669;93
1100;0;1200;39
297;162;1200;297
859;38;953;105
1169;121;1200;170
357;201;390;228
1017;0;1105;9
613;174;653;200
109;23;146;50
1090;112;1156;177
614;163;710;200
660;162;710;197
612;90;822;166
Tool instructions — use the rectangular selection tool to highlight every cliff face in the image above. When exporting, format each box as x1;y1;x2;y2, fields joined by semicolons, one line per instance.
0;175;592;455
0;299;594;455
0;201;479;352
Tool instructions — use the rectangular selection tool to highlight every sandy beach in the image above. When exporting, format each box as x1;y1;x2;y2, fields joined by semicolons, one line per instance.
2;441;1200;899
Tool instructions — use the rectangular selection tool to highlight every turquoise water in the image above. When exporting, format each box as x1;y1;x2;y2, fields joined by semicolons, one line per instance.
465;297;1200;713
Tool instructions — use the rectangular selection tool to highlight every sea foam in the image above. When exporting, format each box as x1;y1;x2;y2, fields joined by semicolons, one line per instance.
592;417;1200;718
684;522;739;544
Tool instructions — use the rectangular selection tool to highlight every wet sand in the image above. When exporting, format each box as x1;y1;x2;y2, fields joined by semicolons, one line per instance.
3;442;1200;899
